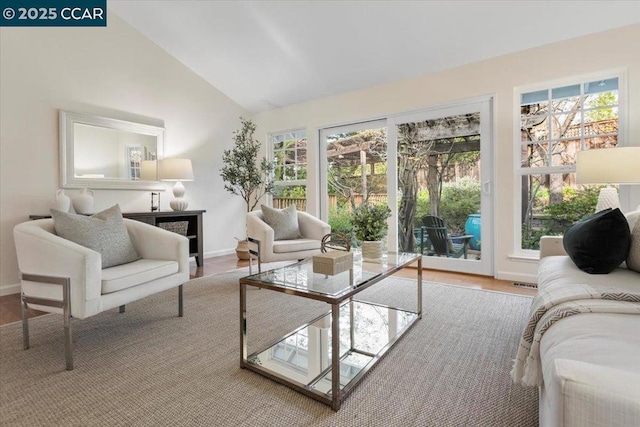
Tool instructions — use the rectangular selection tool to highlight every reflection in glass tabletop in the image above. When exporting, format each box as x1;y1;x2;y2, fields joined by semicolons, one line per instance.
249;300;418;396
243;252;420;298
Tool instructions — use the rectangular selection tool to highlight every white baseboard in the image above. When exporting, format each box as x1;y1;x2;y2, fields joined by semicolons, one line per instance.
204;248;236;258
496;270;537;285
0;282;21;296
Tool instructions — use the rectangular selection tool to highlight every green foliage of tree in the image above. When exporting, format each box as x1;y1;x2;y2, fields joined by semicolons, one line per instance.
352;203;392;242
585;92;617;121
220;117;274;212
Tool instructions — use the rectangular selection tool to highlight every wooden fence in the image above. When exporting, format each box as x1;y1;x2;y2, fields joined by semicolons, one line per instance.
272;194;388;211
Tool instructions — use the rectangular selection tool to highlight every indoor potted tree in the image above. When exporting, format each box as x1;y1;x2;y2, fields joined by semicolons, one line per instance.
352;203;392;260
220;117;274;259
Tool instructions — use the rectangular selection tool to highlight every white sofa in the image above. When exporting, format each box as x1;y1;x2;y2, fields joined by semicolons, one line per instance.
13;218;190;370
537;212;640;427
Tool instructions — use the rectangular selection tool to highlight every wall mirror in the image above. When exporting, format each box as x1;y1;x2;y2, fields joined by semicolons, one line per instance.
60;110;165;190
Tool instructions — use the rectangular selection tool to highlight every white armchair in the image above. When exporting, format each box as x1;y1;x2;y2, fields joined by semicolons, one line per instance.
13;218;190;370
246;210;330;273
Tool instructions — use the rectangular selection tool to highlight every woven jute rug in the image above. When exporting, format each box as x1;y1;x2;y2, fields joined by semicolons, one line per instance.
0;269;537;426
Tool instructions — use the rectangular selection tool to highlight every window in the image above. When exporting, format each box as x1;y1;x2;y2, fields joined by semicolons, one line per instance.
517;75;621;251
270;129;307;210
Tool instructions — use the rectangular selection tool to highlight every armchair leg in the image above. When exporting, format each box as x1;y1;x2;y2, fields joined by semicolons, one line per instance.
20;273;74;370
178;285;183;317
119;305;125;313
63;295;73;371
21;298;29;350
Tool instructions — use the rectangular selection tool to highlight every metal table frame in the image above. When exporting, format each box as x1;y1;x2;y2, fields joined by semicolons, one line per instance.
239;253;422;411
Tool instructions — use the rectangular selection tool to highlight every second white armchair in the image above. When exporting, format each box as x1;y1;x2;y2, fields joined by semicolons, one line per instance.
246;209;330;273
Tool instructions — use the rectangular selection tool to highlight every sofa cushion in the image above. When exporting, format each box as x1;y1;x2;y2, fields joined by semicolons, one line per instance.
261;204;301;240
627;220;640;273
273;238;321;254
563;208;631;274
51;204;140;268
101;259;179;294
539;256;640;294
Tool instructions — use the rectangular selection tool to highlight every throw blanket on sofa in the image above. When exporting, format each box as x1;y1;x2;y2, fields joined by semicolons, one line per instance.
511;282;640;387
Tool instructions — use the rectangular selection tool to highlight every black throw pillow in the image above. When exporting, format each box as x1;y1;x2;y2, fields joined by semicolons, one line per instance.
563;208;631;274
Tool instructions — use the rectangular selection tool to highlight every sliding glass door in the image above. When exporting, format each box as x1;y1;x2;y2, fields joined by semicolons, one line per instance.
319;98;493;276
388;99;493;275
319;120;388;242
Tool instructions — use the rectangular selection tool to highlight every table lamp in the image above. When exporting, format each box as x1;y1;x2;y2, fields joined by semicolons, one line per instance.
576;147;640;212
160;158;194;211
140;160;157;181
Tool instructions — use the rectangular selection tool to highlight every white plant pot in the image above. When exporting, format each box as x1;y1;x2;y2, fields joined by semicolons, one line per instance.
361;240;383;261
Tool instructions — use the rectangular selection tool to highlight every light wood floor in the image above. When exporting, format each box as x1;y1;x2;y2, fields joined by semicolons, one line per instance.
0;254;535;326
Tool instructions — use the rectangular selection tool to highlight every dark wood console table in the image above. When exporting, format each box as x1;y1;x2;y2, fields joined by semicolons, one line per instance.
29;210;206;267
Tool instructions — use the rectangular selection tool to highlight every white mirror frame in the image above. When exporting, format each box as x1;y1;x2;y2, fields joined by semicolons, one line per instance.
60;110;165;190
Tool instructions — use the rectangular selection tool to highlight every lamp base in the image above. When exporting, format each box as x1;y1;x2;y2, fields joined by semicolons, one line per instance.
595;187;620;212
170;198;189;211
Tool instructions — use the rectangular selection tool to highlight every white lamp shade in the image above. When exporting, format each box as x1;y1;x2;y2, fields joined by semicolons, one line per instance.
576;147;640;184
140;160;157;181
160;158;194;182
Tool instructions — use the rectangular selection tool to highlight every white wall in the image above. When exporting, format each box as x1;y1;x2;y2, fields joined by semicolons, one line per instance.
253;24;640;283
0;12;249;295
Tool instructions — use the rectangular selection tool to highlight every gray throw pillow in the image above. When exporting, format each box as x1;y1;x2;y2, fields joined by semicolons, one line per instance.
261;204;301;240
51;204;140;268
627;220;640;273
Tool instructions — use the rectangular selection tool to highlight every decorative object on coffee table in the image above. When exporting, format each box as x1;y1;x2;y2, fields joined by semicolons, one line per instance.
313;250;354;275
161;158;194;211
352;203;392;261
321;232;351;253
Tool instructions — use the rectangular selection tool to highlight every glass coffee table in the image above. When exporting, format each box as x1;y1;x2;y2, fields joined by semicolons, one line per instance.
239;252;422;411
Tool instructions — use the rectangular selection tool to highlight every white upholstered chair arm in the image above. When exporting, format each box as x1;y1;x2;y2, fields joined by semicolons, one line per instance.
297;212;331;240
539;236;567;259
247;212;275;260
13;219;102;319
124;219;190;274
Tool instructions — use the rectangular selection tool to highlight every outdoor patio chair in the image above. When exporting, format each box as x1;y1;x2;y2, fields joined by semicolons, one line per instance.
421;215;472;259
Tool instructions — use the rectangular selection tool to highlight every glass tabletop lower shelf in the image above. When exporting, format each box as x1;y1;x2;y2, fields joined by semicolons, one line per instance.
244;300;419;405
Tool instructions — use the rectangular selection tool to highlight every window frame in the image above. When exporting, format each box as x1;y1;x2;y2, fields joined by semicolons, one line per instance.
512;69;627;257
267;128;308;209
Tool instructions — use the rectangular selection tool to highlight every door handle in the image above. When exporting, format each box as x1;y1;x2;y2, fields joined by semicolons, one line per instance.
482;180;491;196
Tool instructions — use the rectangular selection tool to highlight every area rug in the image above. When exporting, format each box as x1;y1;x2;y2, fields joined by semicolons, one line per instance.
0;270;537;426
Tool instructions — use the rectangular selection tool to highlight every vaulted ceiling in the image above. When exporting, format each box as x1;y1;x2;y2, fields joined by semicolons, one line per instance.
109;1;640;113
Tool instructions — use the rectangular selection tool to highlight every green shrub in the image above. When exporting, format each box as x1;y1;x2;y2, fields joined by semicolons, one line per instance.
439;178;481;234
328;205;352;236
544;186;600;223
